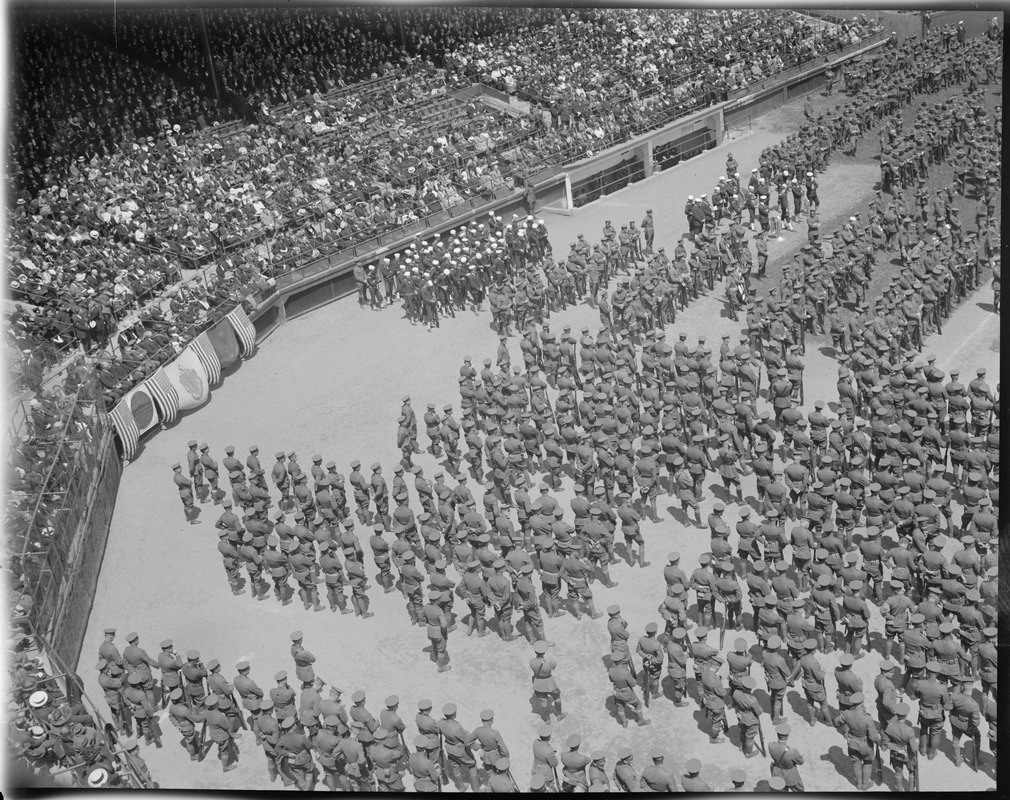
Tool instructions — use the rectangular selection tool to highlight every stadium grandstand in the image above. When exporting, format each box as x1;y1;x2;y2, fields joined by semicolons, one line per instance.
5;5;1000;791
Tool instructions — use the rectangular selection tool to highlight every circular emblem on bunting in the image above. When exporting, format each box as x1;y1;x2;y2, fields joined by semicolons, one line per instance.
130;389;155;430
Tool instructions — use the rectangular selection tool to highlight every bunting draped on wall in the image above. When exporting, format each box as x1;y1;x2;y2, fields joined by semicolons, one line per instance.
110;383;161;460
114;305;259;460
163;347;210;412
226;306;257;358
206;317;241;370
190;331;222;386
146;367;181;425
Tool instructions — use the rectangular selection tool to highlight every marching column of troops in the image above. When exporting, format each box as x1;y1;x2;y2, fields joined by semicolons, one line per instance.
685;55;999;350
160;302;998;789
343;32;999;348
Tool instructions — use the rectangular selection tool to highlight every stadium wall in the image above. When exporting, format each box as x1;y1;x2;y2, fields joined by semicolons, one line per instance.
49;431;123;673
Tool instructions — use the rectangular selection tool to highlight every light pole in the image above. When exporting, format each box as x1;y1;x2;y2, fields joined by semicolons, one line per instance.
199;9;221;103
396;6;407;51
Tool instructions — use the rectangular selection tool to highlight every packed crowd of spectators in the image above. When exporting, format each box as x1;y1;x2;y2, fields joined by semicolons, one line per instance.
9;5;570;198
448;10;875;128
9;9;227;197
9;7;882;206
96;7;566;114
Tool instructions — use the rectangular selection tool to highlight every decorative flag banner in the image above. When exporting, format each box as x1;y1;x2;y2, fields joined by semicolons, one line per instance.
126;383;161;435
191;331;222;386
110;382;162;459
146;367;181;425
206;317;241;369
163;346;210;412
109;400;139;461
226;306;257;358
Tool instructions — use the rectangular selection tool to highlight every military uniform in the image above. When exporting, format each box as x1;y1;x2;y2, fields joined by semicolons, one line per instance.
172;464;198;524
204;695;239;772
914;663;951;758
834;694;880;790
531;727;559;791
437;704;479;792
769;725;805;791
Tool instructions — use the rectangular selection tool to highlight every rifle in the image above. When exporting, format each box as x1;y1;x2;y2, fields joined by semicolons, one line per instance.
103;722;120;755
197;719;210;761
116;689;135;737
873;741;882;784
229;691;248;731
505;766;521;792
122;748;158;789
552;763;560;793
181;682;195;713
757;718;767;756
437;730;449;785
362;738;378;790
719;600;728;649
970;731;980;772
148;714;164;749
909;750;919;792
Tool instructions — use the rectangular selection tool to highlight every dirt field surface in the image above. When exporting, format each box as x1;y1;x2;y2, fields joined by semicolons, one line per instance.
80;74;999;793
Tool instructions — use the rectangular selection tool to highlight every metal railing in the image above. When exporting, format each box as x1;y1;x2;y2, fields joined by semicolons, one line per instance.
9;377;105;561
7;408;124;672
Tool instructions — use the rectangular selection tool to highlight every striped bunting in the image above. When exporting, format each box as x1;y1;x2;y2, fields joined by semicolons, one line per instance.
146;367;180;425
190;331;222;386
206;317;241;369
226;305;257;358
109;400;139;461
